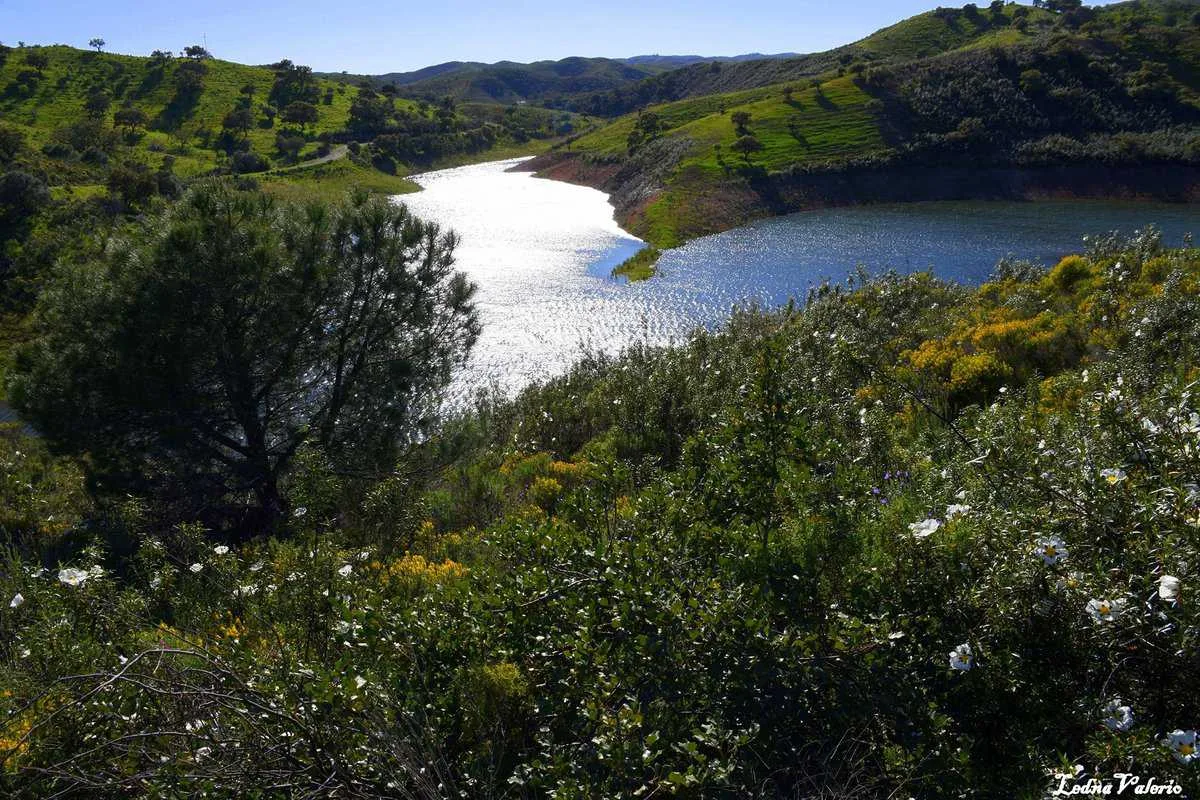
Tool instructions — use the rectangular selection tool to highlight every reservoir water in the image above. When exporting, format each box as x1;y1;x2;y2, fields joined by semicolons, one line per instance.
402;157;1198;400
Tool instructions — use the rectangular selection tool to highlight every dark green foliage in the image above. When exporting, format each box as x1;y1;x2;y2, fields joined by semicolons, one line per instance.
268;59;320;108
731;133;763;163
105;161;159;207
83;86;111;119
2;235;1200;797
229;149;269;173
0;170;50;227
23;50;48;72
275;131;305;162
280;100;318;128
113;104;148;133
0;123;25;162
9;184;480;531
625;110;662;153
857;9;1200;167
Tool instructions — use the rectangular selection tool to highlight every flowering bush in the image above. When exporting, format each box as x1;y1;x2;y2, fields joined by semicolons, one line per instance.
2;231;1198;797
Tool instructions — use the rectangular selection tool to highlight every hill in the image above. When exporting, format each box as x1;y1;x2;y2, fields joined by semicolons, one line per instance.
0;45;377;183
526;0;1200;257
0;44;580;196
319;52;799;107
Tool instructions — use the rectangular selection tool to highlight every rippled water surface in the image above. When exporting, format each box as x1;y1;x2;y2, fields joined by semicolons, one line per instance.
403;158;1199;398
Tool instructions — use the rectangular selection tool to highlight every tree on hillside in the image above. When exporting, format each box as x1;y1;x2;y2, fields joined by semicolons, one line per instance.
221;107;254;139
269;60;320;107
0;170;50;232
106;161;159;208
347;91;394;138
275;132;305;162
183;44;211;60
84;87;112;119
89;38;105;52
24;50;48;72
731;110;752;136
9;184;480;531
281;101;318;130
114;105;149;136
0;123;26;163
174;59;208;97
731;134;763;164
0;170;50;286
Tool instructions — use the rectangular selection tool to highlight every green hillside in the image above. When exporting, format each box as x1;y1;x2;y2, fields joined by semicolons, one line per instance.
534;0;1200;256
0;43;580;199
555;2;1059;116
0;45;370;182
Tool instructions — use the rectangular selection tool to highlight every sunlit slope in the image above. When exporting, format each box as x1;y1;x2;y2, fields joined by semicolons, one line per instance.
0;45;380;179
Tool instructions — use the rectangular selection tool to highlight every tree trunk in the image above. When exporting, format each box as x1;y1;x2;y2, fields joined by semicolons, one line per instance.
255;477;286;534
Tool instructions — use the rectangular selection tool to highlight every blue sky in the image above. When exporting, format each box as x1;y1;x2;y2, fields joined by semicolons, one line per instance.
5;0;1057;74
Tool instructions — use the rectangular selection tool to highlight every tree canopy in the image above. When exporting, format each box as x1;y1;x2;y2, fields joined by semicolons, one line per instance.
9;183;480;530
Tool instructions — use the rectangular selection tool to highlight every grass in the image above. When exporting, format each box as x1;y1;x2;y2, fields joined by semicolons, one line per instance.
611;246;661;281
854;4;1051;60
564;74;888;248
0;45;408;182
259;158;420;202
547;3;1067;252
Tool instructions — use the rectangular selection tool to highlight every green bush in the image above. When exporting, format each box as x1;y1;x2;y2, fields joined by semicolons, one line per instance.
2;233;1198;797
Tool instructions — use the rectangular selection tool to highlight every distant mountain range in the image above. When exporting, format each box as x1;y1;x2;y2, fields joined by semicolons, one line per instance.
317;53;798;105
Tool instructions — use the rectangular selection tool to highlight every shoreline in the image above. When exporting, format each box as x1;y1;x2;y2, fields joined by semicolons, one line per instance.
519;152;1200;251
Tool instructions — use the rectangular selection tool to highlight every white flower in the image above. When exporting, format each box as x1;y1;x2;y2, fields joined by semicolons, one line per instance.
337;564;353;578
909;518;941;540
1099;468;1127;485
1101;699;1134;732
1035;536;1068;566
945;504;971;520
1182;413;1200;436
1056;571;1084;592
1165;730;1197;764
213;545;229;556
1158;575;1181;603
189;563;203;573
1050;764;1086;782
58;567;91;587
9;593;24;608
354;675;367;689
249;561;265;572
949;643;974;671
293;506;308;518
332;619;361;637
1086;598;1123;623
